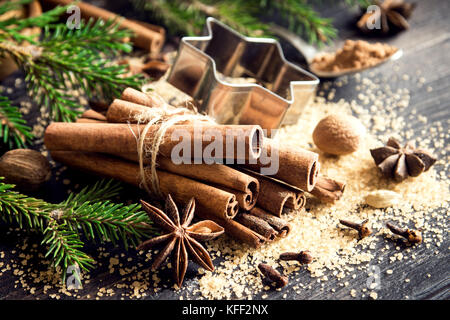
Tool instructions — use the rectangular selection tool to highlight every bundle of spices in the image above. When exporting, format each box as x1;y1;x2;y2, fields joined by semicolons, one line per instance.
45;88;341;248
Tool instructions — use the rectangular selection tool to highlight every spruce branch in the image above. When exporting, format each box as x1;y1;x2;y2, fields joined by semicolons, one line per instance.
42;219;95;277
0;178;50;230
0;178;157;282
266;0;337;44
0;1;144;122
0;96;34;149
0;3;68;43
61;201;153;250
133;0;338;45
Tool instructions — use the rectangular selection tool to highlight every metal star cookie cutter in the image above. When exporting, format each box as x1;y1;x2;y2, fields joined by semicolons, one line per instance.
167;17;319;134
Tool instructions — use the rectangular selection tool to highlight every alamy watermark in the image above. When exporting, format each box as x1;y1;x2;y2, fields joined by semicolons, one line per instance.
364;5;382;30
66;264;82;290
66;5;81;30
366;264;381;290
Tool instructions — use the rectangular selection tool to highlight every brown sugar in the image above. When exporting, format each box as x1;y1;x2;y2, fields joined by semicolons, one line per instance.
311;40;398;72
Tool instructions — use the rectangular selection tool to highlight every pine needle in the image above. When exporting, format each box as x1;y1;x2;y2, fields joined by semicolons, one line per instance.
0;96;33;149
0;177;157;282
0;2;144;122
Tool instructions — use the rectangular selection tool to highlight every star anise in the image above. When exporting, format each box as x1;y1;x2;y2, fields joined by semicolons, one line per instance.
370;137;437;182
137;195;224;287
357;0;416;34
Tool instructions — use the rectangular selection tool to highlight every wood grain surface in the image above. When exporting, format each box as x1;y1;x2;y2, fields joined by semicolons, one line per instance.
0;0;448;300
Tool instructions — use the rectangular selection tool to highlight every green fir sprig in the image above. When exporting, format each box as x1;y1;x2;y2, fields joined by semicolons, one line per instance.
0;96;34;149
0;178;157;282
133;0;373;46
133;0;338;45
0;1;144;122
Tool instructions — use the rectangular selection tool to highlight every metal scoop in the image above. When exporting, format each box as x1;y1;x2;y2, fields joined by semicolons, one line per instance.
270;24;403;78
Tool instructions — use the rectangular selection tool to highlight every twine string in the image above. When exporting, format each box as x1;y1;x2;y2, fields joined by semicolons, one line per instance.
134;94;213;197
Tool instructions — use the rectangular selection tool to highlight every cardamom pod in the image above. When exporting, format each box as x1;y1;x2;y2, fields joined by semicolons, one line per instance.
365;190;400;208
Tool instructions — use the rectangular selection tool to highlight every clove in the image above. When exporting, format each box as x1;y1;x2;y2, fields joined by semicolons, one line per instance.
386;222;422;244
279;251;313;264
257;263;288;288
339;219;372;239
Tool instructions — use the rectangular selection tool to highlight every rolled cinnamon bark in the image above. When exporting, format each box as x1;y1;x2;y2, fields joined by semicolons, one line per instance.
106;153;259;211
50;151;239;220
235;213;277;241
120;88;164;108
217;186;256;211
243;139;320;192
76;118;106;124
44;122;263;162
309;176;346;202
81;109;107;121
106;99;187;124
42;0;165;53
291;192;307;210
241;168;305;216
196;210;266;248
247;207;291;237
106;99;152;123
158;159;259;209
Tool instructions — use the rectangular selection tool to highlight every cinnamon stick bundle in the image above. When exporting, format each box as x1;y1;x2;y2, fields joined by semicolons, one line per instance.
50;151;239;220
309;176;346;202
42;0;165;53
44;122;263;162
243;139;320;192
247;207;291;237
242;168;305;216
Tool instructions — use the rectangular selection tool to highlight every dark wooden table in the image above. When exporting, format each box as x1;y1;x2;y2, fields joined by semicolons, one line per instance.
0;0;448;300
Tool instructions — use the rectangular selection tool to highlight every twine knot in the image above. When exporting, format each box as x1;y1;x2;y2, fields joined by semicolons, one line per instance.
134;94;213;198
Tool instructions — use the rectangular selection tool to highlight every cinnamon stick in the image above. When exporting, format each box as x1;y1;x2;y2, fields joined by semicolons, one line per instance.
44;122;263;162
241;168;305;216
309;176;346;202
106;99;188;124
247;207;291;237
75;118;106;124
120;88;163;108
217;187;256;211
235;213;277;241
243;139;320;192
50;151;239;220
196;210;267;248
105;153;259;211
81;109;107;121
42;0;165;53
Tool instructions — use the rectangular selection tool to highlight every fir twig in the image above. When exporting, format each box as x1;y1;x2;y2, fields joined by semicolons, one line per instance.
42;219;95;277
0;1;144;122
133;0;338;45
0;178;157;282
0;96;33;149
0;178;50;230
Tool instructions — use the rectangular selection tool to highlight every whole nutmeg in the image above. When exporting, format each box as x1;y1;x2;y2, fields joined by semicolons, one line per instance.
0;149;51;191
312;114;365;155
